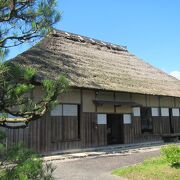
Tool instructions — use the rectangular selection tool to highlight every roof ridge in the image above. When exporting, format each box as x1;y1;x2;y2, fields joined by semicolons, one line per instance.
51;29;128;52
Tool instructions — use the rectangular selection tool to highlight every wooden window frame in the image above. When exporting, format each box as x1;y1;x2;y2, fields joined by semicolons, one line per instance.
51;103;81;142
62;103;81;141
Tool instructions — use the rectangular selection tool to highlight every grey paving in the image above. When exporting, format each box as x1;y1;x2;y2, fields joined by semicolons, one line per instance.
52;149;160;180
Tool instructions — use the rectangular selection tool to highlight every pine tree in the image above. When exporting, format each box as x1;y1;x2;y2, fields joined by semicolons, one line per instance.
0;0;68;128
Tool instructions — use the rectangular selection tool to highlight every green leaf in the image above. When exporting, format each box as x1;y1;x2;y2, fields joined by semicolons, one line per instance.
15;84;33;96
31;21;36;29
23;67;36;80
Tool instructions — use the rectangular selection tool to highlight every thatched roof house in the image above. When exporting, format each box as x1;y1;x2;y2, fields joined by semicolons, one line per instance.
12;29;180;97
6;29;180;153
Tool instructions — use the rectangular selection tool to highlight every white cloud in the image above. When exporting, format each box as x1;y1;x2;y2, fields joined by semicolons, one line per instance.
170;71;180;80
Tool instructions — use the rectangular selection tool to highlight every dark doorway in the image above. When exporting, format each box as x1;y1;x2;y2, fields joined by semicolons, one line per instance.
141;107;153;133
169;108;174;134
107;114;124;145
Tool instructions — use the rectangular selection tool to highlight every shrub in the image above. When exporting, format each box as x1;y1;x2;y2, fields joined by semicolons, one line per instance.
0;131;6;159
0;131;55;179
0;131;6;141
161;144;180;167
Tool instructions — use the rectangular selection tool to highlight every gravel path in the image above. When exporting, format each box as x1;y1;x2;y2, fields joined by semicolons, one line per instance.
52;149;160;180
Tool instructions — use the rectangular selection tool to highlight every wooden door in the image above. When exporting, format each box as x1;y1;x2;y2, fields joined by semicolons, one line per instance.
107;114;124;144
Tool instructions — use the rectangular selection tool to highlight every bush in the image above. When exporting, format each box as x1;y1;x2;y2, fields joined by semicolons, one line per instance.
0;131;6;141
161;144;180;167
0;131;55;180
0;131;6;159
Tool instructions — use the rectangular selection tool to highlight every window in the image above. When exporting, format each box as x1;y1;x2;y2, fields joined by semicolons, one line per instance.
172;108;180;117
63;104;78;116
51;104;80;141
123;114;132;124
141;107;153;133
161;108;169;117
133;107;141;116
50;105;62;116
97;114;107;124
151;108;160;117
51;104;78;117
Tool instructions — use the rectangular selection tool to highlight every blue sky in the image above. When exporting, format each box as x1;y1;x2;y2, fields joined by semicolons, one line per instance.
7;0;180;78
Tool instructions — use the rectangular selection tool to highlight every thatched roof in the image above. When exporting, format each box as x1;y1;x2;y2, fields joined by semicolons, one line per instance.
11;29;180;97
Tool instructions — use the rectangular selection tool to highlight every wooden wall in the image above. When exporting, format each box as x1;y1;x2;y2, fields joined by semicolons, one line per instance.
3;111;179;153
172;117;180;133
1;88;180;153
123;116;180;144
124;117;159;144
153;117;170;134
2;112;108;153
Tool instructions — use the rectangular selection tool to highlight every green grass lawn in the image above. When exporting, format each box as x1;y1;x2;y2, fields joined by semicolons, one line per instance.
112;157;180;180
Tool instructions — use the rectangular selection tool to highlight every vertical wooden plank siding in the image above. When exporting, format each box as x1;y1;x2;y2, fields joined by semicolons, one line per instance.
2;112;107;153
152;117;170;134
97;124;107;146
123;124;133;144
81;113;106;148
123;116;172;144
1;110;180;153
172;117;180;133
